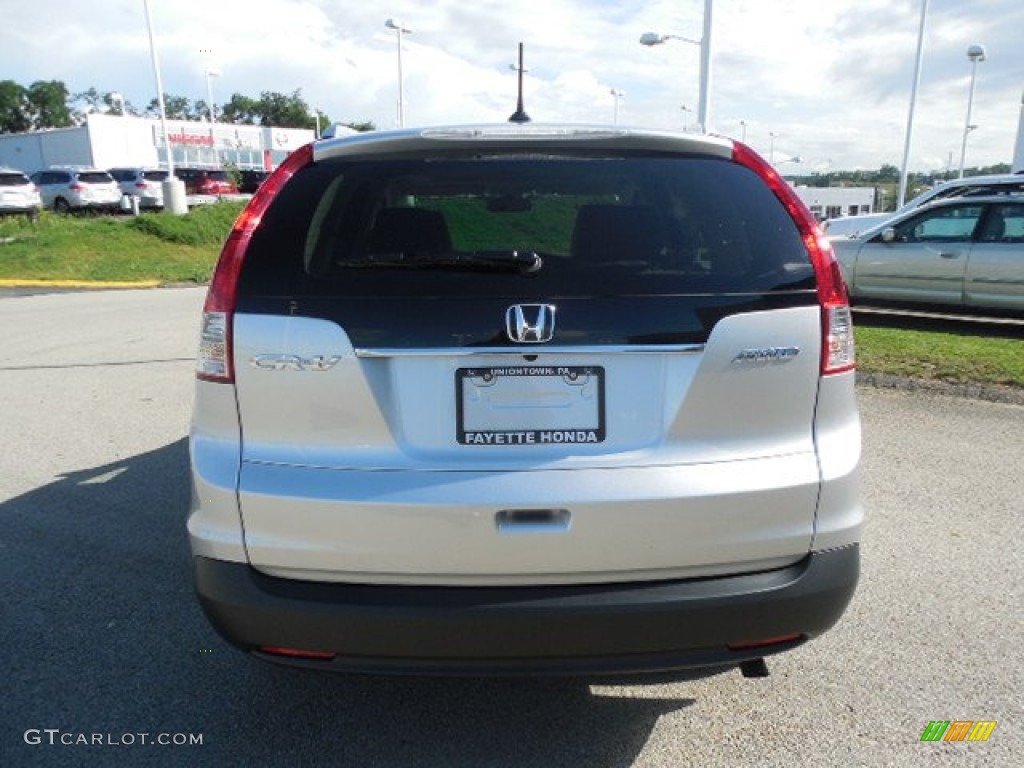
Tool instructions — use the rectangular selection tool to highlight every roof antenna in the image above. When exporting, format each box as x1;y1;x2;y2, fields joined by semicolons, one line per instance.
508;42;531;123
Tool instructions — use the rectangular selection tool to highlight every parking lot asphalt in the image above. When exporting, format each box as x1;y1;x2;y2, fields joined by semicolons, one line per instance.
0;287;1020;767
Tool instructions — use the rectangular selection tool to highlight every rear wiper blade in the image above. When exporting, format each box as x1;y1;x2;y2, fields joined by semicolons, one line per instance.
342;250;543;274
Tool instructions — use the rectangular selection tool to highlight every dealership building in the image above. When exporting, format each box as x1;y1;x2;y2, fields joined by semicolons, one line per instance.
790;185;877;221
0;112;314;175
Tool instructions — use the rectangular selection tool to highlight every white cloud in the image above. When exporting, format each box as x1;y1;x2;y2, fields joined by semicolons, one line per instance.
0;0;1020;171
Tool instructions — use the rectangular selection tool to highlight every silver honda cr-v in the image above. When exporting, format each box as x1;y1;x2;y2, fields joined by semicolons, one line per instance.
189;124;862;678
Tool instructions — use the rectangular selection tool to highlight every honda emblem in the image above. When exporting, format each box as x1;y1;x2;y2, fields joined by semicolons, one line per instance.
505;304;556;343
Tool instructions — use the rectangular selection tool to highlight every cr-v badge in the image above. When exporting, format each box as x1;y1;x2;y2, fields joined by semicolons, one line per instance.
251;354;342;371
506;304;556;343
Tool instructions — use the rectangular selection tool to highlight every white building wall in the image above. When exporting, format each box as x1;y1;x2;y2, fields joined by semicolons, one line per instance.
0;132;47;171
0;115;314;174
87;113;162;168
0;125;94;172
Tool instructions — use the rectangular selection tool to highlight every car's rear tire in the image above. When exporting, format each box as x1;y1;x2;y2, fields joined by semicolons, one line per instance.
53;198;70;214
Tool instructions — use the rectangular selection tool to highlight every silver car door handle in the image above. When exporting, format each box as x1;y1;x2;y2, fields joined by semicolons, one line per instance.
939;252;960;259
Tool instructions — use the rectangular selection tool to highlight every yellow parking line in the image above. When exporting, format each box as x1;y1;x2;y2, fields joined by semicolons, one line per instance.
0;279;162;289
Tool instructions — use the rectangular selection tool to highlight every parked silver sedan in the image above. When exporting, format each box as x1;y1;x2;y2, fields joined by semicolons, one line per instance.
833;195;1024;313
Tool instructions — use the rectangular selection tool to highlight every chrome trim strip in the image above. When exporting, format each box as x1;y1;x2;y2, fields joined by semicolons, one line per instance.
354;344;705;358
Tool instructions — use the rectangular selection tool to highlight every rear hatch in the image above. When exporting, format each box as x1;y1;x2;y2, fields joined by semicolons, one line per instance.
77;171;120;204
0;172;39;209
224;132;833;585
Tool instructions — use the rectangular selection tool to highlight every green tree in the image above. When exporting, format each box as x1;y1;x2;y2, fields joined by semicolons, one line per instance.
255;89;314;128
0;80;31;133
876;164;900;182
72;87;104;123
220;92;260;124
27;80;73;129
145;94;204;120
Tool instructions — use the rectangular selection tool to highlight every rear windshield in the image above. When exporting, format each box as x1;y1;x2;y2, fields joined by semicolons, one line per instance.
240;154;814;298
78;172;113;184
0;173;30;186
143;170;169;182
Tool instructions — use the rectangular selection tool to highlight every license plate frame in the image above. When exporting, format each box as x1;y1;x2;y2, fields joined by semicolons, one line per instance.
456;365;605;446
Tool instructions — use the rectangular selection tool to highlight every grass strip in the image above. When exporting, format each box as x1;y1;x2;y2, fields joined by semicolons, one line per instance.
2;206;1021;390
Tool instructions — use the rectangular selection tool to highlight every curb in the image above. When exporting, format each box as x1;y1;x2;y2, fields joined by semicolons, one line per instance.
857;372;1024;406
0;279;162;289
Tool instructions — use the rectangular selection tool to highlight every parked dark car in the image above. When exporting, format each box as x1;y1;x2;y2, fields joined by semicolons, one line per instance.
238;169;270;194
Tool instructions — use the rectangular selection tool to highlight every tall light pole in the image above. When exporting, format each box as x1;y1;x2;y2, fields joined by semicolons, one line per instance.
205;68;221;165
958;43;986;178
698;0;712;133
385;18;412;128
769;131;778;163
681;105;692;132
142;0;186;214
639;0;713;133
739;119;747;143
1013;90;1024;173
610;89;625;124
898;0;929;208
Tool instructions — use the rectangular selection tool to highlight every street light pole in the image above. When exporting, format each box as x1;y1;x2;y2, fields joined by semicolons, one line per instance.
898;0;929;208
958;43;986;178
205;68;221;166
697;0;713;133
681;105;691;132
610;89;625;124
142;0;186;214
640;0;713;133
769;131;778;163
739;119;747;143
385;19;412;128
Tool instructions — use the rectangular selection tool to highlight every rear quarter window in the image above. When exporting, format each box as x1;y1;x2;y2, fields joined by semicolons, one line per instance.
0;173;30;186
78;172;114;184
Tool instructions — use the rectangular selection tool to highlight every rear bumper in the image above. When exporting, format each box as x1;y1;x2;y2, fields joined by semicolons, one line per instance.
194;544;859;676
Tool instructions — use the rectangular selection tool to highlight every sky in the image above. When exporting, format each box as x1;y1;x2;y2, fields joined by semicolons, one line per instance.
2;0;1022;173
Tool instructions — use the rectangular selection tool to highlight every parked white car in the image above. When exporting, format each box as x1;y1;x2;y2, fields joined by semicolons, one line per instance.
29;167;121;213
0;167;42;218
107;167;168;209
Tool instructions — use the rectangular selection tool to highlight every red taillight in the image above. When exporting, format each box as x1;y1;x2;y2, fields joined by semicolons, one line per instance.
731;142;855;375
727;633;803;651
197;144;314;383
258;646;337;661
135;181;147;189
69;183;83;191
